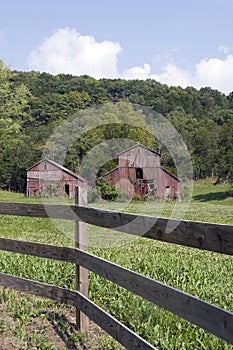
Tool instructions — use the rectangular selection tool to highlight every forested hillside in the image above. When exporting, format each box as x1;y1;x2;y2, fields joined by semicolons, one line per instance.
0;60;233;192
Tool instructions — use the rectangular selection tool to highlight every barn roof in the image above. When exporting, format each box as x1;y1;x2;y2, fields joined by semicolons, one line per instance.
27;158;89;183
118;143;161;157
101;143;180;182
161;167;180;182
101;166;119;178
118;144;179;182
102;165;180;182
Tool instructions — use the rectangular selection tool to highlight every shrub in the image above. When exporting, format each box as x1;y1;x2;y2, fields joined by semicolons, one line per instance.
98;179;118;201
116;185;132;202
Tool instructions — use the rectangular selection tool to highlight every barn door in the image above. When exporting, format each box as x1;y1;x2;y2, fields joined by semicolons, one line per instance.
64;184;70;197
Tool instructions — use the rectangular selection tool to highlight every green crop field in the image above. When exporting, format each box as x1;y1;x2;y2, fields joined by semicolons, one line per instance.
0;179;233;349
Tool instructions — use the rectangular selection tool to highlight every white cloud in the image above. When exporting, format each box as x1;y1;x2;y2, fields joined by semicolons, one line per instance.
27;28;122;78
151;64;193;87
122;62;192;88
27;28;233;94
193;55;233;93
122;63;151;79
124;57;233;94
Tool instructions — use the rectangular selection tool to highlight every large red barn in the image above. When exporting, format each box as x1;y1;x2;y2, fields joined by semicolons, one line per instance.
102;144;180;200
27;159;90;198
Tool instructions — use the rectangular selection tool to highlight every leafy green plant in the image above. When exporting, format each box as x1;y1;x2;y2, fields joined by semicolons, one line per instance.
0;318;5;334
0;182;233;349
97;178;118;201
97;335;122;349
115;185;132;202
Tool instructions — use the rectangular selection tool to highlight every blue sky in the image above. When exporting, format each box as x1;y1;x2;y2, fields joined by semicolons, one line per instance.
0;0;233;94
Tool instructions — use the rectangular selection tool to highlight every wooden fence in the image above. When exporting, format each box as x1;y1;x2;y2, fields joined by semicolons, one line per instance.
1;188;233;349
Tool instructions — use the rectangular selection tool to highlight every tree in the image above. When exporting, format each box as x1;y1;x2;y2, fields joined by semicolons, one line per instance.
217;115;233;184
1;62;233;191
0;61;35;190
190;119;219;179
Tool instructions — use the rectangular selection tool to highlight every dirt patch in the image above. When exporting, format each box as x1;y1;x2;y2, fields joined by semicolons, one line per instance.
0;290;124;349
1;337;22;350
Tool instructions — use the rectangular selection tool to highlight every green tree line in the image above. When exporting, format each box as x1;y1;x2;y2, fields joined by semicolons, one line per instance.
0;60;232;192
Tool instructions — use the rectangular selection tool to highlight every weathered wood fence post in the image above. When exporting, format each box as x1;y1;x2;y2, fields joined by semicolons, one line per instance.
75;186;89;332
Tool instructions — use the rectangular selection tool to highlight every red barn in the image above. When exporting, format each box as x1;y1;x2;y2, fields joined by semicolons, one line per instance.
27;159;90;198
102;144;180;200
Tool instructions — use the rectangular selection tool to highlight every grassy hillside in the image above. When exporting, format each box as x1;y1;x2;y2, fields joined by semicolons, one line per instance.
0;180;233;349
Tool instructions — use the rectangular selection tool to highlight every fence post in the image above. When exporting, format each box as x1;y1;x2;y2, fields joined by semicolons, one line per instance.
75;186;89;332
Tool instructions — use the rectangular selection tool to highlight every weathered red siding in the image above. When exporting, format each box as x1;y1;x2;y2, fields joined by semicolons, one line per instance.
118;144;160;168
27;159;90;198
102;144;180;200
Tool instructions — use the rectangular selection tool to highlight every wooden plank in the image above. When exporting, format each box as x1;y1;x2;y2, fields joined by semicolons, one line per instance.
75;186;89;332
1;237;233;344
0;202;77;220
72;206;233;255
1;202;233;255
0;237;76;262
74;249;233;345
0;272;76;305
0;273;157;350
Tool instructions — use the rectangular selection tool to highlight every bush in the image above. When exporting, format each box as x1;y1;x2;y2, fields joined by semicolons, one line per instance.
116;185;132;202
98;179;118;201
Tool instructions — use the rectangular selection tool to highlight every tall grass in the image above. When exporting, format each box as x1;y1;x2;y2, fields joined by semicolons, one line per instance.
0;180;233;349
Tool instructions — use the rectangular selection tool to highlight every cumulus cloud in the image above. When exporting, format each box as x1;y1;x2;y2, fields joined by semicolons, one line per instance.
27;27;233;94
151;64;193;87
125;57;233;94
27;28;122;78
122;62;192;88
193;55;233;93
122;63;151;79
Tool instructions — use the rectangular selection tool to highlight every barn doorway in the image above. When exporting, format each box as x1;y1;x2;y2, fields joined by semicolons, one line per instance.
64;184;70;197
165;186;171;200
136;168;143;179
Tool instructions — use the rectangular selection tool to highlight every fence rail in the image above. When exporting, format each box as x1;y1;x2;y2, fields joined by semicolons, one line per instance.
0;272;154;350
0;201;233;255
1;194;233;349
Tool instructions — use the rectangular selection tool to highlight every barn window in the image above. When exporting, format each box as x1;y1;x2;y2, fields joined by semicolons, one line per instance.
64;184;70;197
136;168;143;179
44;162;47;171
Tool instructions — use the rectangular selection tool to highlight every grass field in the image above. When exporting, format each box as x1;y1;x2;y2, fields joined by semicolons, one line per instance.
0;179;233;349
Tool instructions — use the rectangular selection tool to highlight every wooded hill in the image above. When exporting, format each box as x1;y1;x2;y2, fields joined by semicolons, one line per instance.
0;60;233;192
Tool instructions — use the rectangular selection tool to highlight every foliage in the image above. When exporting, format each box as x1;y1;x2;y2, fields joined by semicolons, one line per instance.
115;184;132;202
44;183;60;197
97;178;118;201
1;59;233;192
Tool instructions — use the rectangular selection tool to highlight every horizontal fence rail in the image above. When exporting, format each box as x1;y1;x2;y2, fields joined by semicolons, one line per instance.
1;199;233;348
0;202;233;255
0;272;155;350
1;237;233;345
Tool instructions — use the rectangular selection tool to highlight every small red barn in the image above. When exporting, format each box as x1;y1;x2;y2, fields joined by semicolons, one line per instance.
27;159;90;198
102;144;180;200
